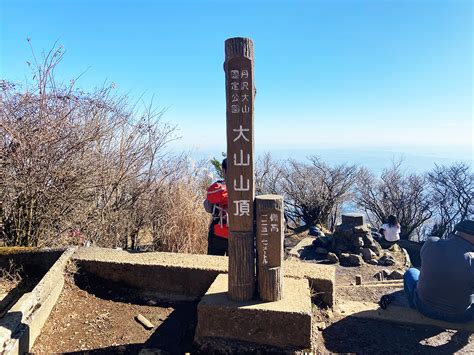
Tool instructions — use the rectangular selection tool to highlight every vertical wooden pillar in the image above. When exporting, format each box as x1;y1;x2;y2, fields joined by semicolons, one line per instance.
256;195;284;301
225;37;256;301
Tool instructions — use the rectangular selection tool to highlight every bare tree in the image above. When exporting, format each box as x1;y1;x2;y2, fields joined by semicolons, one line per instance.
354;162;433;240
1;43;209;252
280;156;358;229
427;162;474;238
255;152;284;195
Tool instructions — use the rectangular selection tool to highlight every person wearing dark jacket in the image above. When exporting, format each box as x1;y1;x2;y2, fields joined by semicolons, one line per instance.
403;220;474;323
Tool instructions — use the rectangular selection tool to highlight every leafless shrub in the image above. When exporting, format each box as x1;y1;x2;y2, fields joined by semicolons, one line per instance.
1;43;209;253
354;162;433;240
255;152;284;195
280;156;359;229
427;162;474;238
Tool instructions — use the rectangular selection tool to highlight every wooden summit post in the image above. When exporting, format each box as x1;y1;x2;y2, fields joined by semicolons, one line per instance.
256;195;284;301
225;37;256;301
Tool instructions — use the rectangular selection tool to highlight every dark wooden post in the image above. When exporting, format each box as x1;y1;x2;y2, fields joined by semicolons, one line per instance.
256;195;284;301
225;37;256;301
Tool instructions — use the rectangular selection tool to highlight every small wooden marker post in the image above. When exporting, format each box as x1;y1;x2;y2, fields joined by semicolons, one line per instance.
225;37;256;301
256;195;284;301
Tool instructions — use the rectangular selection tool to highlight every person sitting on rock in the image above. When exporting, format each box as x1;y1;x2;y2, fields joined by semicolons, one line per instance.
379;215;401;246
204;158;228;256
403;220;474;323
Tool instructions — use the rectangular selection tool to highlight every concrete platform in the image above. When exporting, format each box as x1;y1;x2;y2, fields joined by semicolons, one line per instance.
336;300;474;332
195;274;312;350
74;247;336;306
285;259;336;307
73;247;228;301
0;247;76;354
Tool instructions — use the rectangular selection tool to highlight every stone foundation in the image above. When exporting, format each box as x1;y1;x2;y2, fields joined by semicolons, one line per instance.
195;274;312;350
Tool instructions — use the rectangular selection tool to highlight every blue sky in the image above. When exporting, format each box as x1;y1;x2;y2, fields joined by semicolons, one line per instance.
1;0;472;160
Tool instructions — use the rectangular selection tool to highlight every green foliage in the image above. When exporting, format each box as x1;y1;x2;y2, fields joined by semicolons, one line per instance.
210;152;226;179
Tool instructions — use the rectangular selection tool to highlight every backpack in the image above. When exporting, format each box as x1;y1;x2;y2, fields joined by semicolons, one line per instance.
207;180;228;238
207;180;228;207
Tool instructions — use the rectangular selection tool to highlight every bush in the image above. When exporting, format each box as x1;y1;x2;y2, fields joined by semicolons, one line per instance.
354;162;432;240
1;44;209;253
427;162;474;238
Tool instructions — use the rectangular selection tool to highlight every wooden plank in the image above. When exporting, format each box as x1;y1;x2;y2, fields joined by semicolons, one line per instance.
225;37;256;302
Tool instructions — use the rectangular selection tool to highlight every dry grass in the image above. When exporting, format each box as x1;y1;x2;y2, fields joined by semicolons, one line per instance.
150;178;210;254
0;259;23;293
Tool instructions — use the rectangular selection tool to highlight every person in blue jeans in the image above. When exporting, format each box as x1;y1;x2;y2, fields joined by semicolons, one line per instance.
404;220;474;323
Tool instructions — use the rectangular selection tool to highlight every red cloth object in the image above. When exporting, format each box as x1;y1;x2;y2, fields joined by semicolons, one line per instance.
207;180;228;239
213;223;228;239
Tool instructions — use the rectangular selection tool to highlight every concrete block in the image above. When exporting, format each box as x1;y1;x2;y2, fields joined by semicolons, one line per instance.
195;274;312;350
73;248;336;307
0;247;75;354
342;213;365;227
336;300;474;332
285;259;336;307
73;247;227;301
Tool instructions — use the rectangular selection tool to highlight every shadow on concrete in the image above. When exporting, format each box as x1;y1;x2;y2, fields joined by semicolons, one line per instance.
322;316;471;354
1;311;30;354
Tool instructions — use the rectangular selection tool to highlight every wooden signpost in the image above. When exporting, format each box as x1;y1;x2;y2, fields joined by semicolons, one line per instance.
224;37;284;302
225;37;256;301
256;195;284;301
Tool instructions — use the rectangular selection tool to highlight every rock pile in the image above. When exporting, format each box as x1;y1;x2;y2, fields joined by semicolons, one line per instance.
312;213;407;267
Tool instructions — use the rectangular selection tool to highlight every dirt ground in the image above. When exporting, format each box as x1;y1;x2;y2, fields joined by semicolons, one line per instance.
31;272;197;354
30;249;473;354
313;309;474;354
313;261;474;354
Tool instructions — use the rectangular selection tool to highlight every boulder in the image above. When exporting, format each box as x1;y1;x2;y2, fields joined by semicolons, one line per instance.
378;254;396;266
340;253;363;267
368;241;383;256
353;225;370;234
335;225;353;238
366;259;379;265
361;247;376;261
312;238;325;248
314;247;328;255
352;237;364;247
313;236;332;248
388;243;402;253
401;247;412;268
327;252;339;264
388;269;405;280
309;226;322;237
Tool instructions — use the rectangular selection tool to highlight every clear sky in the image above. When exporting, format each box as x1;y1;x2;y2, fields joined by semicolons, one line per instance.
1;0;472;159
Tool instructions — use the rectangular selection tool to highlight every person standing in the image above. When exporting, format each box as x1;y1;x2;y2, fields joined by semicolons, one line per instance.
204;158;229;255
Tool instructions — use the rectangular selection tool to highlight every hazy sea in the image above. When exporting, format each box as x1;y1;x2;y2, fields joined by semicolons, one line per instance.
190;145;473;175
